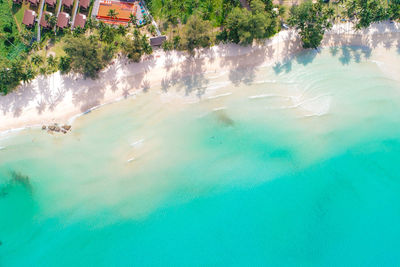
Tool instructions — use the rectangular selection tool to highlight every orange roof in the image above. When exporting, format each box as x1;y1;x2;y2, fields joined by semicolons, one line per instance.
97;1;137;23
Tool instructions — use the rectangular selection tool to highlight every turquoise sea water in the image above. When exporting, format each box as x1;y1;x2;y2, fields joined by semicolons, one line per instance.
1;47;400;266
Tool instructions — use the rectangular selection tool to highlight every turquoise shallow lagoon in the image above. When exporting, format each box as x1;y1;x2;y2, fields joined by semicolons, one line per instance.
1;47;400;266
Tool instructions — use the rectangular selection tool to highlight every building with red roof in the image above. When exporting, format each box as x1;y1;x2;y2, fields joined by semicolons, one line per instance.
22;10;36;27
40;11;52;28
57;12;70;28
46;0;56;7
73;13;86;29
79;0;90;9
96;0;137;24
63;0;74;8
28;0;39;5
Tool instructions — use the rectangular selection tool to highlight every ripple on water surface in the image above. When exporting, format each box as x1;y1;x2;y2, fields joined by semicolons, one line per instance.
1;47;400;266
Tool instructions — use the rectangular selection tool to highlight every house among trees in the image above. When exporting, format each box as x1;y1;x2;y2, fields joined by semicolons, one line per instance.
150;36;166;47
79;0;90;9
73;13;87;29
28;0;38;6
57;12;70;28
22;10;36;27
40;11;52;28
45;0;56;7
63;0;74;9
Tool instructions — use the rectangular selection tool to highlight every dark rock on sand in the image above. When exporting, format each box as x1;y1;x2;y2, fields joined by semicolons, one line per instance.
62;125;71;131
42;125;46;130
54;126;60;132
48;125;55;131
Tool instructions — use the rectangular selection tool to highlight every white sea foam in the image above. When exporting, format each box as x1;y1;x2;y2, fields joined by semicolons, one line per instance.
213;107;227;111
0;125;41;137
251;80;277;85
207;92;232;99
130;139;144;147
127;157;136;163
248;94;289;99
0;146;5;151
206;81;231;91
370;60;384;67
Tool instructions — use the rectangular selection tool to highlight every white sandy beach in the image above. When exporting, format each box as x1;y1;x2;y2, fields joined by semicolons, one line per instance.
0;21;399;132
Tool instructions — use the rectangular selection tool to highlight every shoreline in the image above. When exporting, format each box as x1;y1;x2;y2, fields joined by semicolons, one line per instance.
0;21;399;134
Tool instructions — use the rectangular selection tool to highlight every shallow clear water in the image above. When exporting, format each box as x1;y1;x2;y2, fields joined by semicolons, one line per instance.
1;47;400;266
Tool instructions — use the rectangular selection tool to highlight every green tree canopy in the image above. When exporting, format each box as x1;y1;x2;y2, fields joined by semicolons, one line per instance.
181;14;213;52
120;30;153;62
224;0;277;45
63;35;116;79
346;0;389;29
0;59;25;94
288;0;334;49
389;0;400;20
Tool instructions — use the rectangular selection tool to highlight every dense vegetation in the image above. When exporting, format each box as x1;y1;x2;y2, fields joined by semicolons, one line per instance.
347;0;400;29
288;1;334;49
63;35;115;79
146;0;242;27
1;0;399;94
222;0;279;44
0;0;24;59
121;29;153;62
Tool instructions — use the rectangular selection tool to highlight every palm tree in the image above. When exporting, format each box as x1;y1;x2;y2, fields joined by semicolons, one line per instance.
47;55;58;72
22;67;36;83
117;24;127;35
143;14;149;24
107;9;118;19
31;54;44;65
326;7;335;19
141;35;152;55
39;67;47;76
148;25;156;36
86;18;97;30
31;41;39;51
45;14;57;28
129;13;137;26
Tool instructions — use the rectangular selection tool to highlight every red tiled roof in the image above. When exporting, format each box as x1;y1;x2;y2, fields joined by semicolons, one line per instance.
22;10;36;27
79;0;90;9
96;1;136;23
57;12;70;28
46;0;56;6
40;11;52;28
63;0;73;8
73;13;86;28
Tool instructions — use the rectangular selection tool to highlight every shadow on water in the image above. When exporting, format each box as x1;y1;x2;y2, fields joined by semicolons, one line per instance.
329;46;372;65
273;26;400;73
272;44;377;74
0;171;33;199
273;49;319;74
214;110;235;127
